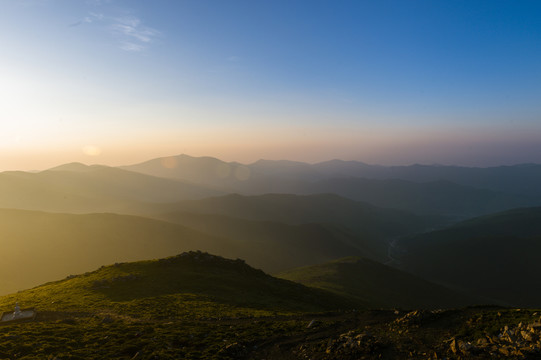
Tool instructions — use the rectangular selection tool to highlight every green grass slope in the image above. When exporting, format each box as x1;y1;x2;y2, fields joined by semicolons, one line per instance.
397;207;541;307
0;252;353;318
278;257;482;310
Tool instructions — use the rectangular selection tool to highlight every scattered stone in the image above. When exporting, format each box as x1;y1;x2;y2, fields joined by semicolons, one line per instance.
452;319;541;359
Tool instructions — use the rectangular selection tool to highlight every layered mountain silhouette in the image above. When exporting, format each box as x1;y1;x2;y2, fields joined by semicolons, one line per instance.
0;164;221;213
121;154;540;216
2;153;541;310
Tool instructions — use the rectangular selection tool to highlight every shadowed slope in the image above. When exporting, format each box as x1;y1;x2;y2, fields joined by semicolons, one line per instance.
151;193;443;261
151;211;375;270
278;257;483;310
397;207;541;307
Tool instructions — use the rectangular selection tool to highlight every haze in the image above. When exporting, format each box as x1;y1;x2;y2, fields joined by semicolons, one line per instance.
1;0;541;171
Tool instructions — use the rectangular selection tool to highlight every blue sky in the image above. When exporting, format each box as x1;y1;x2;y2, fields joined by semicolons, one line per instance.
1;0;540;169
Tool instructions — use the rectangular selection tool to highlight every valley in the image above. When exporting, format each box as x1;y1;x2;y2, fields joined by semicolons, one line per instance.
0;154;540;359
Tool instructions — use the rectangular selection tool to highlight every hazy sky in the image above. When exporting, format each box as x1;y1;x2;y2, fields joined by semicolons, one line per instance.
1;0;540;170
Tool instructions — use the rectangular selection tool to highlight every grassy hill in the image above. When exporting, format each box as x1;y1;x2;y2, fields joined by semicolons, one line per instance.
397;207;541;307
0;253;537;359
0;252;351;318
0;253;355;359
278;257;483;310
0;208;379;295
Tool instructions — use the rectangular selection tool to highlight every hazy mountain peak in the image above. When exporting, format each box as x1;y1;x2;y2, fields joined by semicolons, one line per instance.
45;162;107;173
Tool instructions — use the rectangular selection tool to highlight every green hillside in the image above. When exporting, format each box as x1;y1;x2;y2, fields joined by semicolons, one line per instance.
278;257;483;310
397;207;541;307
0;253;355;359
0;208;379;296
0;252;351;317
0;253;534;359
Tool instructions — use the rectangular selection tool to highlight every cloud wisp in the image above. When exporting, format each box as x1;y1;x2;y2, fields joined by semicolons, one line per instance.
69;12;104;27
70;10;161;52
111;16;161;52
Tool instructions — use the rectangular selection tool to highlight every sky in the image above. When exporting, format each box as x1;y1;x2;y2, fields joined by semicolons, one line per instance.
1;0;540;170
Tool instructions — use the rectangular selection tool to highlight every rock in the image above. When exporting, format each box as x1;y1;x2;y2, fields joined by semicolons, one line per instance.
499;346;511;356
521;330;534;342
449;338;458;354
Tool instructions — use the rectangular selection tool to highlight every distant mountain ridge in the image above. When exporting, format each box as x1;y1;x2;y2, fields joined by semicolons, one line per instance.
0;164;222;213
119;154;541;216
121;154;541;196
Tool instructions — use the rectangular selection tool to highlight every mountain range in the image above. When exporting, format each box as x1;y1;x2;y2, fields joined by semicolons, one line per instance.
121;154;541;216
1;153;541;358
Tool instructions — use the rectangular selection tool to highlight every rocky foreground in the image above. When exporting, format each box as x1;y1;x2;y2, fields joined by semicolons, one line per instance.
1;307;541;359
248;308;541;359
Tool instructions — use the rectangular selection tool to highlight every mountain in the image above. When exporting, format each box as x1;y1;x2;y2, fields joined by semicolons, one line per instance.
149;193;444;261
0;165;221;213
119;154;255;190
247;158;541;198
157;193;440;236
278;257;484;310
121;155;538;217
122;154;541;197
396;207;541;307
296;178;533;217
150;211;380;268
313;161;541;197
